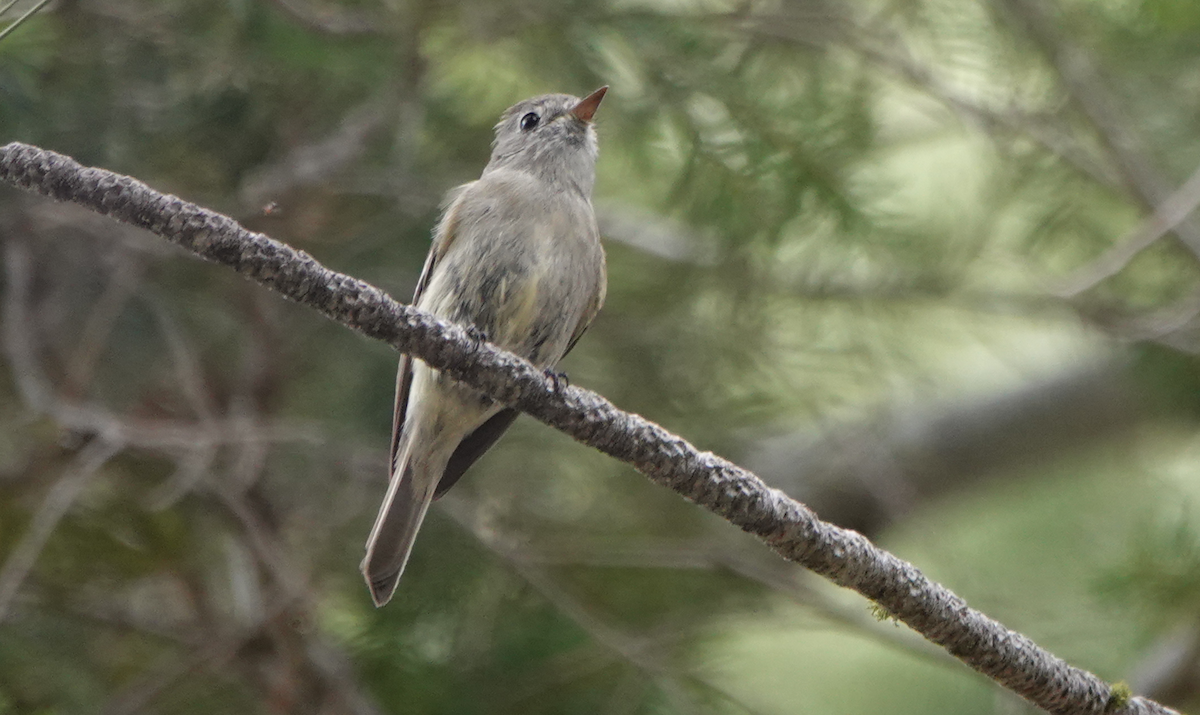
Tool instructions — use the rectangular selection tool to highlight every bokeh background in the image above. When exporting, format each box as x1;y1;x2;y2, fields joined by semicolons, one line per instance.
3;0;1200;712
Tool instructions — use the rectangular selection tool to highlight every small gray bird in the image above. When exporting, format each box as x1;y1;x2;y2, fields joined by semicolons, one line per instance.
362;87;609;606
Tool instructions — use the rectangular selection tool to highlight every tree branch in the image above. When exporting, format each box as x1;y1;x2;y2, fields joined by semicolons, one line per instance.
0;141;1175;715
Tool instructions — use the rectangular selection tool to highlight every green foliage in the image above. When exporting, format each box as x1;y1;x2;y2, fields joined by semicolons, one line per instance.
1100;508;1200;623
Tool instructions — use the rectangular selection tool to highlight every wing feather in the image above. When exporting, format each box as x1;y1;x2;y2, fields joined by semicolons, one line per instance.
389;185;471;472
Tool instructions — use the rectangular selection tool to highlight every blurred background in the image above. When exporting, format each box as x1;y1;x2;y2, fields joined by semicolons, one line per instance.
3;0;1200;712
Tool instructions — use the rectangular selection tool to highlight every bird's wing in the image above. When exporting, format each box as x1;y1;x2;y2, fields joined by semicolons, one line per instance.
389;184;471;474
564;252;606;358
392;179;522;498
433;408;519;499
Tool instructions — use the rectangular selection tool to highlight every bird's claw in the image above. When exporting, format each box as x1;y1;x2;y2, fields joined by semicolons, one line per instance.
544;368;570;393
466;325;490;343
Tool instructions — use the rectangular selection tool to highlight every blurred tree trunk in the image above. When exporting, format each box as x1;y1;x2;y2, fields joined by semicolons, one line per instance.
748;361;1143;535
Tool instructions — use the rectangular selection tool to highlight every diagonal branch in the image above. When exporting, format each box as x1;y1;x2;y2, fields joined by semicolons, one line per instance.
0;0;53;43
0;141;1175;715
1056;160;1200;296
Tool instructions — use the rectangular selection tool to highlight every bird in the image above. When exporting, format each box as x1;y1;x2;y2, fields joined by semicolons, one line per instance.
361;87;609;606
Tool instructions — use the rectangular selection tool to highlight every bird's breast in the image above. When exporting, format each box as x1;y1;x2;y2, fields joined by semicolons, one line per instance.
419;194;598;366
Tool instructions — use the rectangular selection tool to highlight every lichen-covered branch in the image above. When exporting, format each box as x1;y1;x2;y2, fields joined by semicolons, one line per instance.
0;141;1175;715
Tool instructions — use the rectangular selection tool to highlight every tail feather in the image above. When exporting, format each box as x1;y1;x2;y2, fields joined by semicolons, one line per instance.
361;459;439;607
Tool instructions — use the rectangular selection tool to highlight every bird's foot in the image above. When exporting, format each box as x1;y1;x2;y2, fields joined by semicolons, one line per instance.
543;368;570;393
465;325;490;343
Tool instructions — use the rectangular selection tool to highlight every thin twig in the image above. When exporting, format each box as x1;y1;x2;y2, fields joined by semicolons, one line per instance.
265;0;383;37
719;9;1121;190
0;0;23;20
99;596;297;715
238;94;392;209
0;436;120;622
2;241;322;450
451;502;769;715
1055;161;1200;296
0;0;52;42
0;141;1176;715
62;251;145;395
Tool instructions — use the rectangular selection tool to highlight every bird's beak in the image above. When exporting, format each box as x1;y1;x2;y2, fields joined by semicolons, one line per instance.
570;86;608;123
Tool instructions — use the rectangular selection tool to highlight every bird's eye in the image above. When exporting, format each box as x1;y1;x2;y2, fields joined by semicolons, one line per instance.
519;112;540;131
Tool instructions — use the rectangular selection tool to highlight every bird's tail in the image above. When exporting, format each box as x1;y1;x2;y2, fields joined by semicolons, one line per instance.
361;445;442;607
